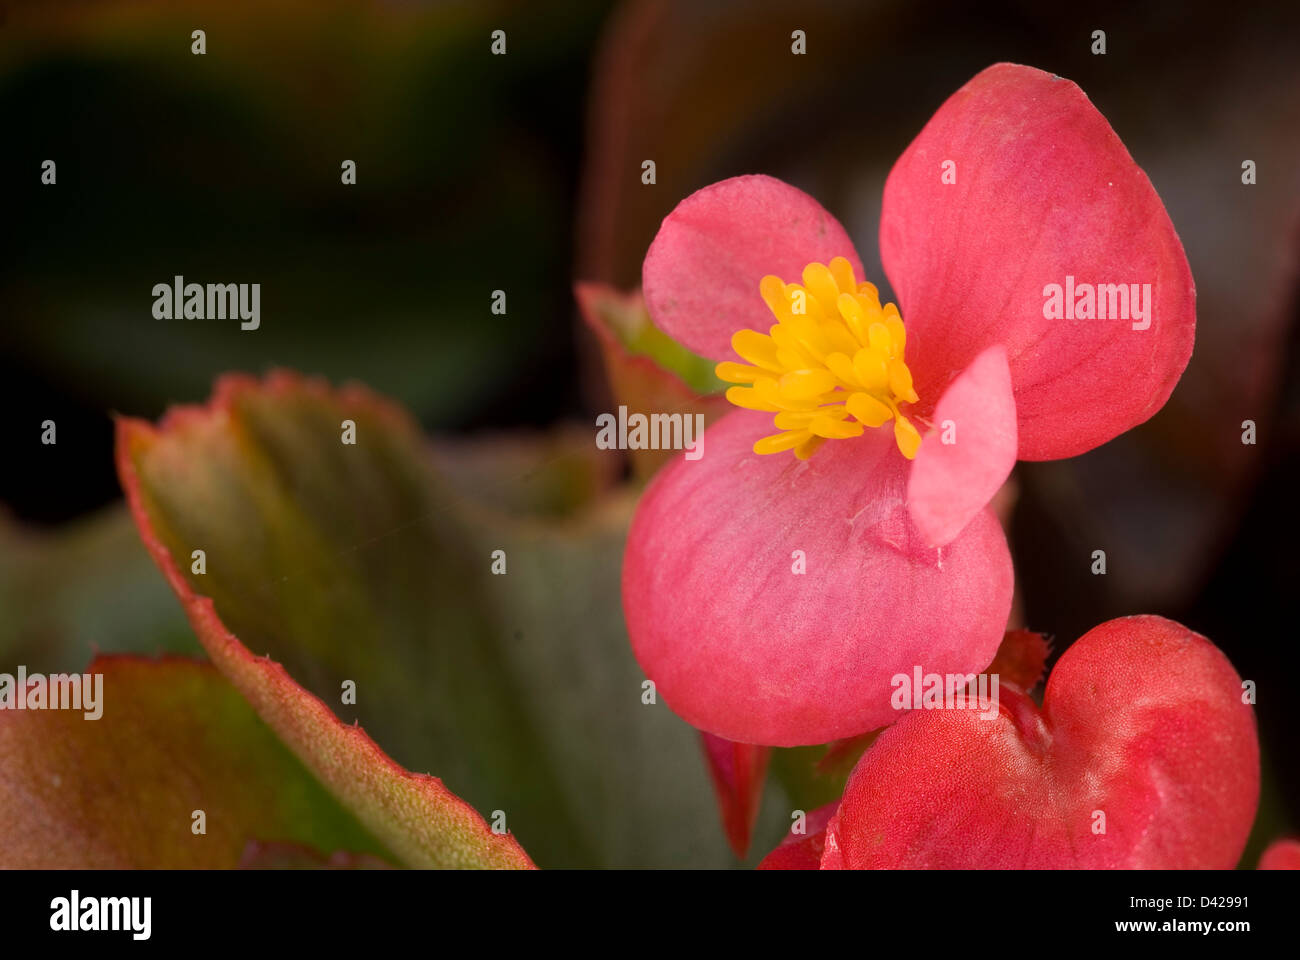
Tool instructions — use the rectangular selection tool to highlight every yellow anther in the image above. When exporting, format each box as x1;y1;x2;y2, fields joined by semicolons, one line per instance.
847;392;891;428
810;414;864;439
835;292;871;345
885;316;906;354
888;360;918;404
893;410;922;459
715;361;764;383
715;259;922;459
852;349;889;392
731;328;783;371
824;352;858;385
802;262;842;312
794;435;826;460
754;430;810;454
725;385;779;412
867;322;892;356
828;256;857;294
780;368;837;400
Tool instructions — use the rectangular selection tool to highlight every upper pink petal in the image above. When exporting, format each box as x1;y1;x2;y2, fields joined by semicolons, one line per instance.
906;344;1018;547
642;175;864;362
881;63;1195;460
622;410;1014;747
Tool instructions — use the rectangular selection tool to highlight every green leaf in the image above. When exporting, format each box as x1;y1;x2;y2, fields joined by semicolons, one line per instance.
117;370;735;867
576;283;725;397
0;507;201;671
117;372;538;868
0;655;392;868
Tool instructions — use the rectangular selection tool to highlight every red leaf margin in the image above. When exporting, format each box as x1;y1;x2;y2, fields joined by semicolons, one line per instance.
115;371;535;870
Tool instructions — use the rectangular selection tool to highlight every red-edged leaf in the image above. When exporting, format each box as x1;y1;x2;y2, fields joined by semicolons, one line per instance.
700;731;771;858
116;373;534;869
238;841;393;870
0;656;392;868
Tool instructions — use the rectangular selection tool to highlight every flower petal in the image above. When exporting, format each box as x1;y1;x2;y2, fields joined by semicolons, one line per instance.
643;175;864;362
825;616;1258;868
906;344;1017;546
1259;840;1300;870
756;803;837;870
699;731;771;859
880;63;1195;460
622;410;1014;746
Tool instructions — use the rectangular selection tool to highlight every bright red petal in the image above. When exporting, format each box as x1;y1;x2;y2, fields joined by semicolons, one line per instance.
881;63;1195;460
699;731;771;858
1259;839;1300;870
643;175;864;362
757;803;837;870
622;410;1014;747
825;616;1258;868
906;344;1017;546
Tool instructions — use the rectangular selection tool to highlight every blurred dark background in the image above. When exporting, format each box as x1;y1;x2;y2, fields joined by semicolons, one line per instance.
2;0;1297;863
1;0;609;522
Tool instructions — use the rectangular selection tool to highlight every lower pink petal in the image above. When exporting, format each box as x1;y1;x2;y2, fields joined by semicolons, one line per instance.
906;344;1017;547
642;175;864;362
622;410;1013;747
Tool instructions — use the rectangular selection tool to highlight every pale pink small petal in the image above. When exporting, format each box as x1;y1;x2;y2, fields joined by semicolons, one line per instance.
906;345;1018;547
643;175;864;362
622;410;1014;747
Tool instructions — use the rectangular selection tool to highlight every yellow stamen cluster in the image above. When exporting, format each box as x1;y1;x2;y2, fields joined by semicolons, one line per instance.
717;257;922;460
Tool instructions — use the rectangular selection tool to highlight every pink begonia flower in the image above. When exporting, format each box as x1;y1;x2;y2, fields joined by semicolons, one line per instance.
622;63;1195;746
820;616;1258;869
